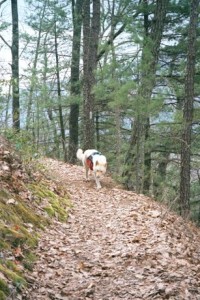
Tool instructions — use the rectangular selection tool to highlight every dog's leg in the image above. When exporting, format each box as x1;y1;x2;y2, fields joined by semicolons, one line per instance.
94;172;101;189
85;167;89;181
83;159;89;181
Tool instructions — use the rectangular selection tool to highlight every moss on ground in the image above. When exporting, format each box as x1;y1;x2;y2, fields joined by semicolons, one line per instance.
0;291;6;300
0;169;71;297
0;265;26;288
0;279;9;297
0;194;44;228
28;182;71;222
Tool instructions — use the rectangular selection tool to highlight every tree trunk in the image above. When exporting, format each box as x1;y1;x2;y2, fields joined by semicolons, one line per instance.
143;117;151;193
153;151;170;198
82;0;100;150
54;20;67;161
142;0;151;194
68;0;83;163
95;110;100;149
11;0;20;130
179;0;199;218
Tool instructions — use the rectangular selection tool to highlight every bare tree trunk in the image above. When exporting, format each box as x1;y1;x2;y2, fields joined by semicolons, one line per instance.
82;0;93;149
143;117;151;193
179;0;199;218
54;20;67;161
142;0;151;193
153;151;170;198
82;0;100;149
95;110;100;148
5;81;12;126
68;0;83;163
11;0;20;130
110;0;122;173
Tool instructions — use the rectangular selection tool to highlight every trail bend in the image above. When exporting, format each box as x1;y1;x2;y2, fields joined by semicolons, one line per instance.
23;158;200;300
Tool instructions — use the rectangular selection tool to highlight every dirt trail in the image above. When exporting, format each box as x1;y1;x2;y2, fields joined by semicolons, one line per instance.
23;158;200;300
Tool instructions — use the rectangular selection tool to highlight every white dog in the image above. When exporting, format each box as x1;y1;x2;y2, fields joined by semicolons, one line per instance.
76;149;107;189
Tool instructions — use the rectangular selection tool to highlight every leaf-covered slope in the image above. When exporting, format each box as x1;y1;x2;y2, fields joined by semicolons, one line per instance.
23;158;200;300
0;137;71;300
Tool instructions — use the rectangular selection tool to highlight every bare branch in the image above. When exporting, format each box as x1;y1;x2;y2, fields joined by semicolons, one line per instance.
0;0;7;7
97;2;142;61
0;34;11;49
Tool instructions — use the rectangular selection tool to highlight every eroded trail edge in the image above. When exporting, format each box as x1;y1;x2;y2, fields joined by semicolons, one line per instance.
23;158;200;300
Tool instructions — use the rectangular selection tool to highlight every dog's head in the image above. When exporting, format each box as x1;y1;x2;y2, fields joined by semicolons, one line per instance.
95;161;107;178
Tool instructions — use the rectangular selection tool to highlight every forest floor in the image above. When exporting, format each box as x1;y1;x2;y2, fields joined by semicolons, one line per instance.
22;158;200;300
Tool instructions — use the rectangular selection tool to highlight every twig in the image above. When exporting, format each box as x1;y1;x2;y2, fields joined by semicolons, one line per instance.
160;195;179;223
0;0;7;7
0;34;11;49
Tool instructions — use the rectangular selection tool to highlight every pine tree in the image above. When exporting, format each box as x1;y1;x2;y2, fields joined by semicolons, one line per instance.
122;0;169;193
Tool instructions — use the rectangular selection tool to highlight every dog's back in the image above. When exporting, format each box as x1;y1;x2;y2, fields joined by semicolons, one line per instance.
83;149;100;160
77;149;101;163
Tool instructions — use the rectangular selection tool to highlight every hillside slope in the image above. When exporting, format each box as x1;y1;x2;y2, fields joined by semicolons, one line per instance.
0;137;71;300
22;158;200;300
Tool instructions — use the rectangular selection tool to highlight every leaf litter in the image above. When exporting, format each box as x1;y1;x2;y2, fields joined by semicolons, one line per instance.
22;158;200;300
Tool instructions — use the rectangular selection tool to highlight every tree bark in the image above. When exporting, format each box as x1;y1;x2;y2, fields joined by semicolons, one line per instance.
11;0;20;130
82;0;100;150
68;0;83;163
54;20;67;162
142;0;151;193
179;0;199;218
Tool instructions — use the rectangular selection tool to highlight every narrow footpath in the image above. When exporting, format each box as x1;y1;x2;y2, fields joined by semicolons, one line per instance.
22;158;200;300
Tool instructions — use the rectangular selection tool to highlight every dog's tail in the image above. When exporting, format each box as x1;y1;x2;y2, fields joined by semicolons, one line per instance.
76;148;84;161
